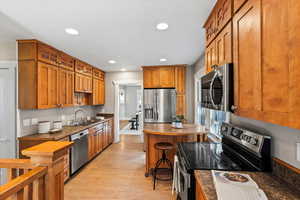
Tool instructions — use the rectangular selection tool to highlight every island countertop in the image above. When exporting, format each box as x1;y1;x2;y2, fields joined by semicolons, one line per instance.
143;123;208;136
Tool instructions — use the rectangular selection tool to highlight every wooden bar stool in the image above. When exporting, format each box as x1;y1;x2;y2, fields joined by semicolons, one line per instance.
153;142;174;190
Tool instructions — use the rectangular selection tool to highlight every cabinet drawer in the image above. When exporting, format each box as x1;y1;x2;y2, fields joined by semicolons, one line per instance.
37;43;59;66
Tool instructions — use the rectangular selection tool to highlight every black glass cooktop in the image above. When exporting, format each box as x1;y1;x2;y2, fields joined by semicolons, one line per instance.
177;142;243;172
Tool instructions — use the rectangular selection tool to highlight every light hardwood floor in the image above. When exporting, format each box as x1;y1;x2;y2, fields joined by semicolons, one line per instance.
119;120;129;130
65;134;175;200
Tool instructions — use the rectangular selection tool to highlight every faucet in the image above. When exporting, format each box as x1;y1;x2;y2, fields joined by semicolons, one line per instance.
74;109;86;125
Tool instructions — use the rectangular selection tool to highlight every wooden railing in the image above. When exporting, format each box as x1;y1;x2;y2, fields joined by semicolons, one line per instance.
0;141;73;200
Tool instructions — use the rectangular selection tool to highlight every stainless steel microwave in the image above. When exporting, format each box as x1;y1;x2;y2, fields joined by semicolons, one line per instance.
201;63;233;112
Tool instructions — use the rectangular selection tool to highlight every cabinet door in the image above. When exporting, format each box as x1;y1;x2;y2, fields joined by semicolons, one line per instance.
215;22;232;65
176;95;186;116
37;43;59;66
99;80;105;104
59;69;74;107
92;78;100;105
85;76;93;93
37;62;59;109
233;0;262;118
205;41;217;73
58;52;75;71
175;66;186;94
75;73;83;92
159;67;175;88
143;68;160;88
215;0;233;32
234;0;248;13
204;13;217;46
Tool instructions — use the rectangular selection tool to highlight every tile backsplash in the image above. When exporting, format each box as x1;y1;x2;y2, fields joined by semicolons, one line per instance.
18;105;104;137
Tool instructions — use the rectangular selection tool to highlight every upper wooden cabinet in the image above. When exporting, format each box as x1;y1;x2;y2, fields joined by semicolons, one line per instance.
18;39;105;109
58;52;75;71
143;66;175;88
37;62;59;109
37;43;59;66
159;67;175;88
75;60;93;77
204;0;233;46
59;69;74;107
91;68;105;105
75;73;92;93
143;67;161;88
234;0;248;13
233;0;261;118
175;66;186;94
215;22;232;66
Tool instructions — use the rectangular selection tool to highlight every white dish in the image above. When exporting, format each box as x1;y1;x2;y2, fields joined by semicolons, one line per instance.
50;128;62;133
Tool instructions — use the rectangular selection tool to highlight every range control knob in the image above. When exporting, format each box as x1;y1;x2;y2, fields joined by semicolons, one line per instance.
249;138;258;145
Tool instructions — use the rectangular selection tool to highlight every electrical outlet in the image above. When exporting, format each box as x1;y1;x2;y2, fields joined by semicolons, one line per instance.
23;119;31;127
31;118;38;125
297;143;300;162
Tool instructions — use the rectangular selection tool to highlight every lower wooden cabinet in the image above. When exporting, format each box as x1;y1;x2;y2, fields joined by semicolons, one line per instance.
196;176;207;200
88;120;114;160
59;136;70;182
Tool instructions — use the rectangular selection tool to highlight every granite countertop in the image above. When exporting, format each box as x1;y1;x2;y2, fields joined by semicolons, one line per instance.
195;170;300;200
143;123;208;136
18;117;113;141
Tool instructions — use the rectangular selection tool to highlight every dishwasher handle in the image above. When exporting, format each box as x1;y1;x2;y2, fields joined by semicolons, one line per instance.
70;130;89;141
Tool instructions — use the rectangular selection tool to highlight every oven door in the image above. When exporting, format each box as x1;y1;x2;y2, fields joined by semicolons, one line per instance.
177;155;192;200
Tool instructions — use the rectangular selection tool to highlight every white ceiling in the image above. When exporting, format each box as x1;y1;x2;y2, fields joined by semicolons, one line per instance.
0;0;216;71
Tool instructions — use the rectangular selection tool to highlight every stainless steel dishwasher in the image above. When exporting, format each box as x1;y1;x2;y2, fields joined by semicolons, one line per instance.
70;129;89;175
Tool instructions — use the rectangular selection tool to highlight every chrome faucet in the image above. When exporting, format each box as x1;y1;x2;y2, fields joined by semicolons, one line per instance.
74;109;86;125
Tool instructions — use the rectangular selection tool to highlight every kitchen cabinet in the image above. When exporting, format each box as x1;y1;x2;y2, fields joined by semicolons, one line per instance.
143;67;160;88
233;0;262;119
234;0;248;13
75;73;92;93
75;60;93;77
205;41;217;73
92;68;105;105
59;136;70;182
37;42;59;66
59;69;74;107
215;22;232;66
175;66;186;117
58;52;75;71
196;177;206;200
37;62;59;109
18;39;105;109
204;0;233;47
143;66;175;88
159;67;175;88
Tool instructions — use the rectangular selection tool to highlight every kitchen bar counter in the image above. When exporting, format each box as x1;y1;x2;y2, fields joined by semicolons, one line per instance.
144;123;207;176
195;170;300;200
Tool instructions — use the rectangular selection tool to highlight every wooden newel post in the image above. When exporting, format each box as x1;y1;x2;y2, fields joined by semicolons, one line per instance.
22;141;73;200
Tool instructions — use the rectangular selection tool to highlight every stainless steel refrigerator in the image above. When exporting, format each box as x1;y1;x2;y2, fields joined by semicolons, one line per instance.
144;89;176;123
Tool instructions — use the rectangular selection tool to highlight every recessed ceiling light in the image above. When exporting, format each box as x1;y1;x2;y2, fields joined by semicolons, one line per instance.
108;60;116;64
65;28;79;35
160;58;167;62
121;68;126;71
156;23;169;30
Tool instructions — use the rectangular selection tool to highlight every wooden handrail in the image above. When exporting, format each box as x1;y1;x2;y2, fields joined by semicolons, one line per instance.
0;166;47;199
0;159;38;169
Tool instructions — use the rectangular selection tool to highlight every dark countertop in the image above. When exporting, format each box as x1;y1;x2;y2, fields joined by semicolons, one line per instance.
143;123;208;136
18;117;113;141
195;170;300;200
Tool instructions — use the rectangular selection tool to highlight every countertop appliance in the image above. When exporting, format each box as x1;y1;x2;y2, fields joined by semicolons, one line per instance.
144;88;176;123
70;129;89;175
175;122;271;200
201;63;233;112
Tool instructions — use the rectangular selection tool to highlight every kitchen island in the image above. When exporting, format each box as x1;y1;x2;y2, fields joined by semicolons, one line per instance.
144;123;207;176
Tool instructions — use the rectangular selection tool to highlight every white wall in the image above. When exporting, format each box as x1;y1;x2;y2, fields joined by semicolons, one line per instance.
193;54;300;169
185;66;195;123
0;41;16;61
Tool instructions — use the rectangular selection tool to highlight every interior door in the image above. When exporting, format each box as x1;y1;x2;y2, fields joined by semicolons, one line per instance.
0;63;16;184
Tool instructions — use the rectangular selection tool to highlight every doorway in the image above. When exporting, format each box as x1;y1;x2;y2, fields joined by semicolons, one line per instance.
119;84;142;136
112;80;143;143
0;61;17;184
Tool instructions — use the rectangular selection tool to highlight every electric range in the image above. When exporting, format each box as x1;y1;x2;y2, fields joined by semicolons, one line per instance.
175;122;271;200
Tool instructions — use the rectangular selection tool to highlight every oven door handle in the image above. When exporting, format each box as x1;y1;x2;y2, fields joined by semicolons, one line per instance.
209;72;218;109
